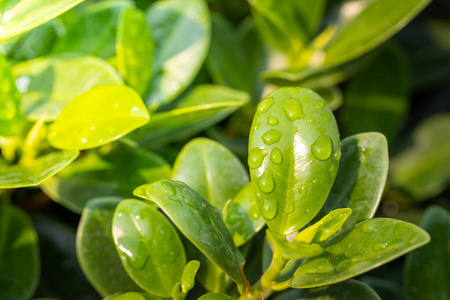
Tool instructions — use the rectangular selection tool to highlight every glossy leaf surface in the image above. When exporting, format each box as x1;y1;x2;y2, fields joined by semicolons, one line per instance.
290;218;430;288
48;85;149;150
405;206;450;300
181;260;200;294
134;180;245;285
145;0;211;110
13;55;123;121
116;7;153;96
0;0;85;42
316;133;388;228
107;292;161;300
266;230;323;260
0;150;78;188
172;138;249;210
112;199;186;297
197;293;235;300
77;197;143;296
41;144;170;213
249;87;340;235
0;205;39;300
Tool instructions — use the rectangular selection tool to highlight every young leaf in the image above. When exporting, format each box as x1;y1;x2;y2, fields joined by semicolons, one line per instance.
315;132;388;228
266;230;323;260
290;218;430;288
0;204;39;300
134;180;245;286
145;0;211;110
47;85;150;150
77;197;143;296
0;0;85;42
116;7;154;96
172;138;249;210
197;293;235;300
41;144;170;213
105;292;162;300
249;87;340;235
0;150;79;188
405;206;450;300
13;55;123;121
181;260;200;294
112;199;186;297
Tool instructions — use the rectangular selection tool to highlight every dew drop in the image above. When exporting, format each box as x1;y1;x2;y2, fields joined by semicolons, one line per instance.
281;99;306;121
261;198;278;220
119;244;149;270
257;97;274;114
248;205;261;220
262;129;282;145
252;122;260;130
280;87;299;94
323;114;331;122
308;117;315;124
257;170;275;194
307;90;314;94
248;147;268;169
315;101;326;109
334;148;341;160
267;116;279;126
299;186;307;196
311;135;333;160
270;148;283;164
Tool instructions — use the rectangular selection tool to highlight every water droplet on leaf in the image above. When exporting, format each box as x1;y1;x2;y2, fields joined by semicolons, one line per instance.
257;97;274;114
311;135;333;160
281;99;305;121
262;129;282;145
248;147;268;169
315;101;326;109
257;170;275;194
261;198;278;220
270;148;283;164
267;116;278;126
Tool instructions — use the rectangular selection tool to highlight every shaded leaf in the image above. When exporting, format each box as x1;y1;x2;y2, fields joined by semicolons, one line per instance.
197;293;235;300
317;87;342;111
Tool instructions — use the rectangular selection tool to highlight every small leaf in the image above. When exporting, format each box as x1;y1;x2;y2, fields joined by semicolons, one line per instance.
316;132;388;228
77;197;143;296
116;7;154;96
266;230;323;260
112;199;186;297
0;150;79;188
181;260;200;294
290;218;430;288
0;204;39;300
0;0;85;42
197;293;235;300
172;138;249;210
249;87;340;235
13;55;123;121
47;85;150;150
105;292;162;300
134;180;245;286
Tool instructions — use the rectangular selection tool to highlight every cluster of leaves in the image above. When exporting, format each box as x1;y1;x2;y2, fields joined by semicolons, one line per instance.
0;0;449;300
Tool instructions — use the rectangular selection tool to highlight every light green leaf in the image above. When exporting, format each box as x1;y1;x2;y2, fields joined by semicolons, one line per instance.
181;260;200;294
316;132;388;228
266;230;323;260
112;199;186;297
106;292;162;300
145;0;211;110
0;204;39;300
41;144;170;213
134;180;245;286
249;87;340;235
197;293;235;300
405;206;450;300
47;85;149;150
290;218;430;288
132;84;249;147
77;197;143;296
0;150;78;188
13;55;123;121
0;0;85;42
116;7;153;96
172;138;249;210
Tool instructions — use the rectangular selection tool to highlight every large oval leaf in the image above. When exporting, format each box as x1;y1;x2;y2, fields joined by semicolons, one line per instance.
144;0;211;110
0;204;39;300
172;138;249;210
112;199;186;297
290;218;430;288
106;292;162;300
0;150;79;188
47;85;150;150
249;87;340;235
197;293;235;300
13;55;123;121
77;197;143;296
315;132;388;229
133;180;245;286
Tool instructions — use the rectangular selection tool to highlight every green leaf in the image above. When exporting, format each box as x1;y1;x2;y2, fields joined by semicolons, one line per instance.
132;84;249;147
144;0;211;110
77;197;143;296
225;183;265;247
316;132;388;228
172;138;249;210
41;144;170;213
197;293;235;300
112;199;186;297
134;180;245;286
405;206;450;300
341;44;410;141
106;292;162;300
312;0;431;68
273;279;381;300
249;87;340;235
51;1;132;59
0;150;78;188
47;85;149;150
290;218;430;288
266;230;323;260
0;0;85;42
296;208;352;244
13;55;123;121
0;204;39;300
116;7;153;96
317;87;343;112
181;260;200;294
390;114;450;200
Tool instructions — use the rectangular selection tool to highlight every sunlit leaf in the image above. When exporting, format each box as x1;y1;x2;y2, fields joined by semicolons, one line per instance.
197;293;235;300
105;292;162;300
181;260;200;294
266;230;323;260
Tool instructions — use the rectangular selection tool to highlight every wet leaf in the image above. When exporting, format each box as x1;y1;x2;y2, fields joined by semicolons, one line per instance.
266;230;323;260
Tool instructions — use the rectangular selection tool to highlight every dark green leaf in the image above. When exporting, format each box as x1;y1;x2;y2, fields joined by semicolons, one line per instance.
197;293;235;300
105;292;162;300
317;87;343;112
